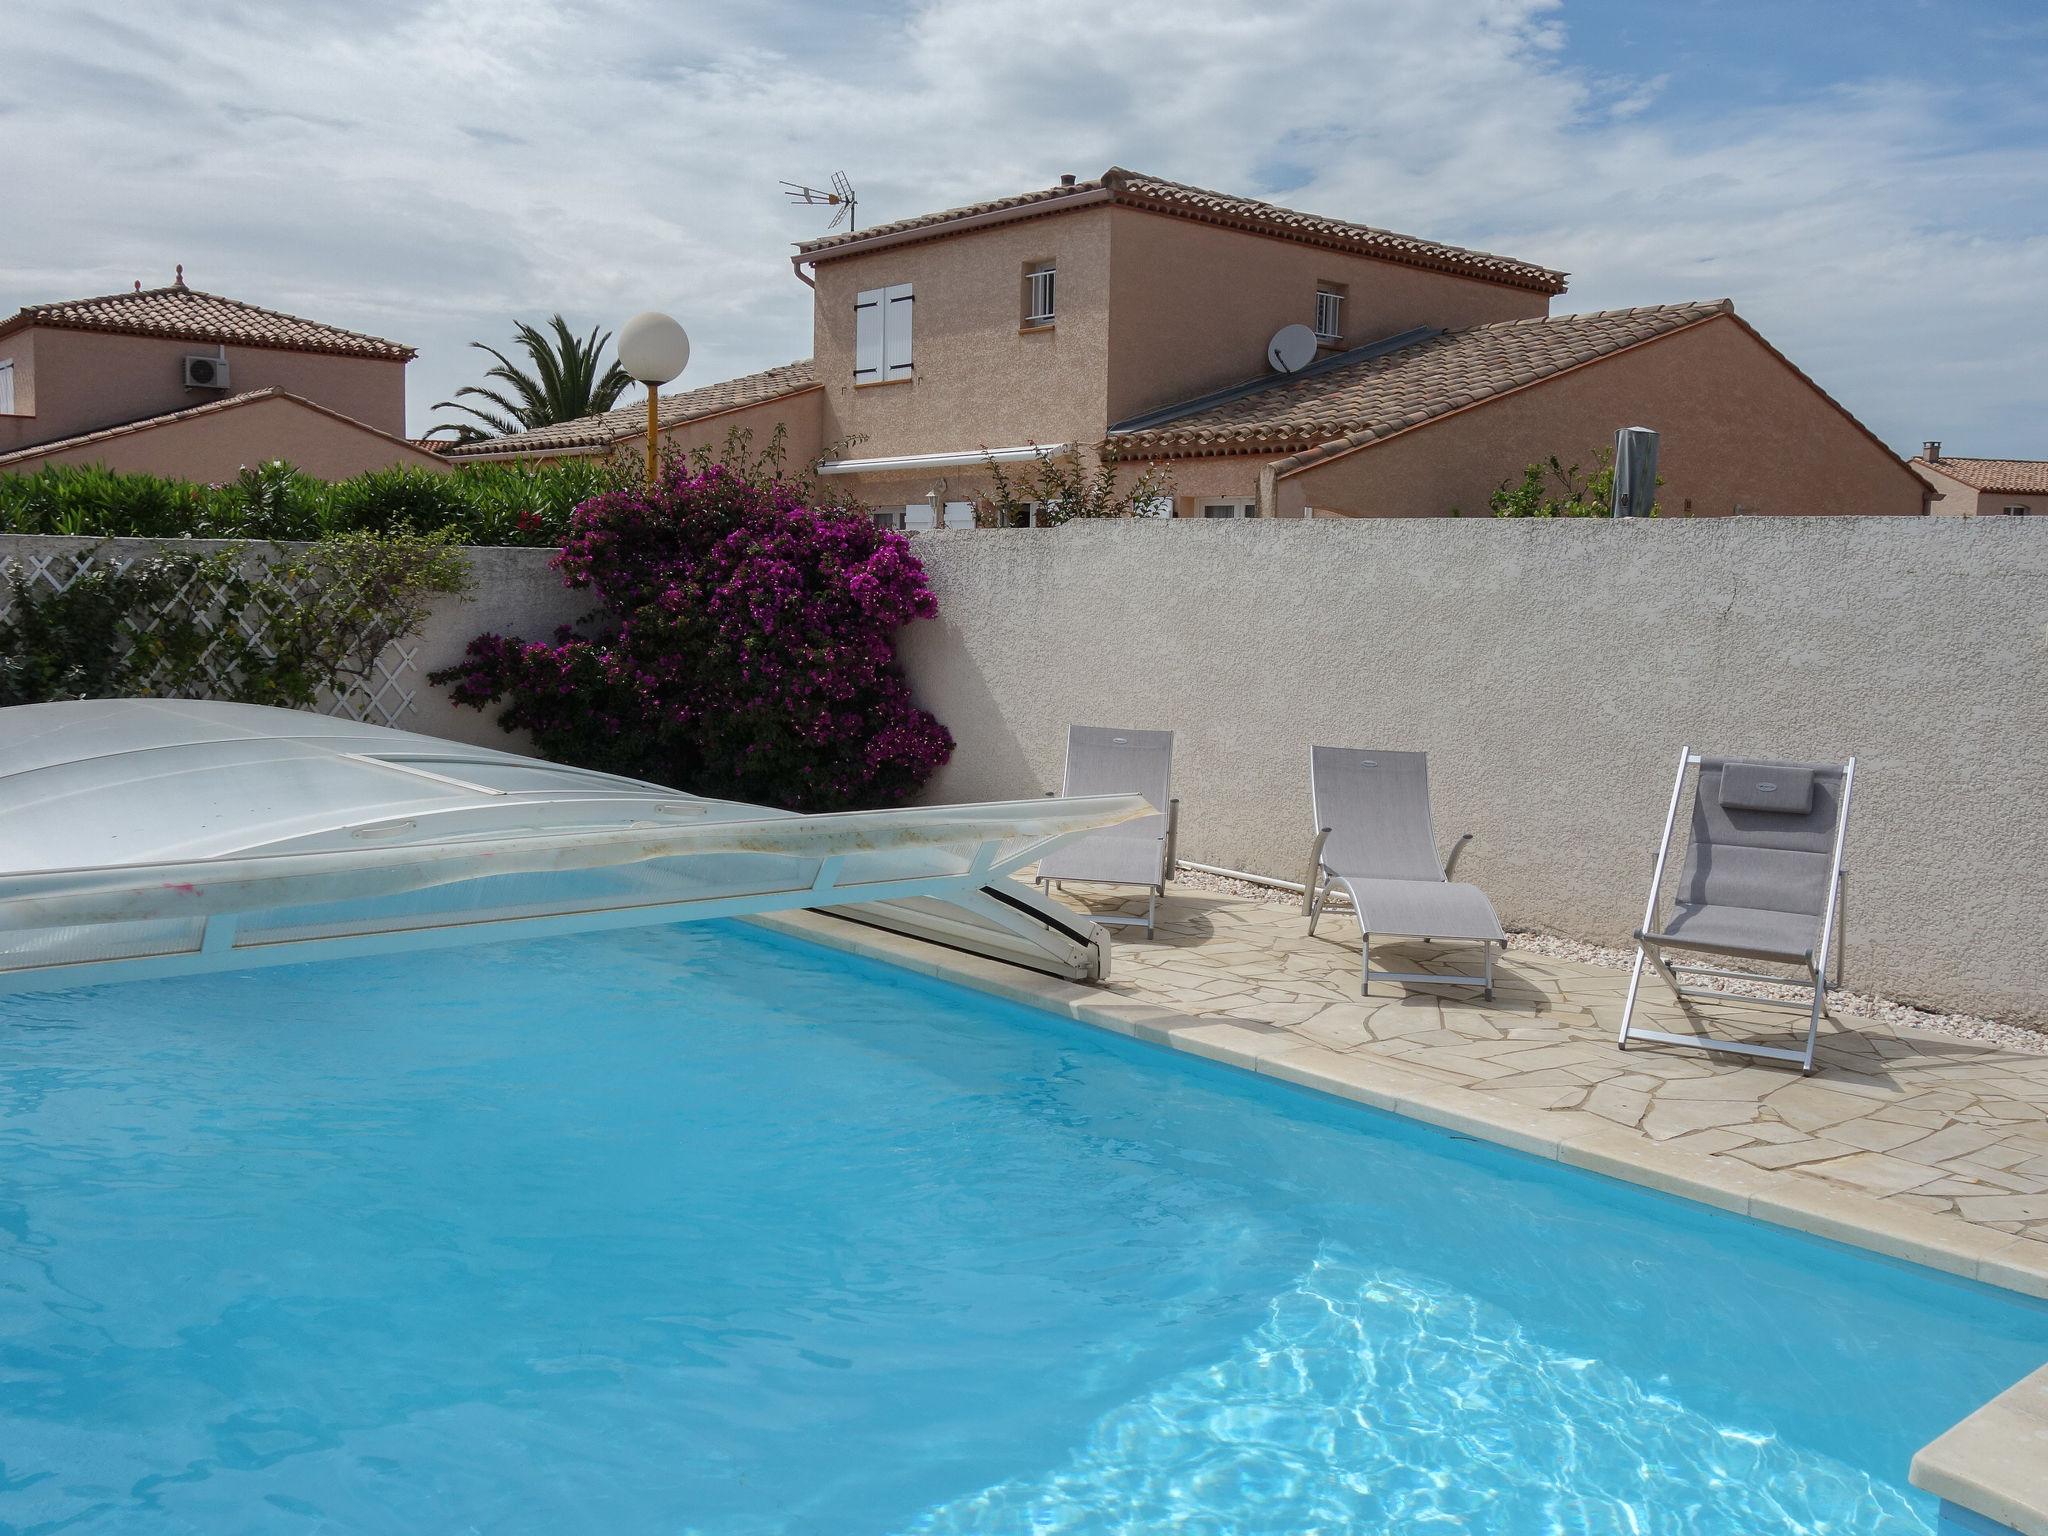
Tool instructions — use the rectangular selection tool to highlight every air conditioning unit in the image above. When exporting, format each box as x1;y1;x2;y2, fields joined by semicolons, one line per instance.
182;355;230;390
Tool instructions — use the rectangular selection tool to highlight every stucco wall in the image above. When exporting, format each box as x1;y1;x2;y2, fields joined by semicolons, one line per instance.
895;518;2048;1023
1;394;442;481
1106;207;1551;424
0;326;409;453
812;207;1114;460
1281;315;1927;519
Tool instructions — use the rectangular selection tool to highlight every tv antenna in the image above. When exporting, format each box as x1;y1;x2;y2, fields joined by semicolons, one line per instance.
782;171;857;233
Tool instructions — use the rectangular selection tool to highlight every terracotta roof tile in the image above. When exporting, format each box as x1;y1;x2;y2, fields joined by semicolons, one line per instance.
2;281;414;361
1911;457;2048;495
1111;302;1732;458
438;360;819;458
798;167;1566;295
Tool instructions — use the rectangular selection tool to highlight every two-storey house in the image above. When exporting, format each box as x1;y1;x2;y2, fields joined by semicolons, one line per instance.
0;272;442;481
449;168;1928;521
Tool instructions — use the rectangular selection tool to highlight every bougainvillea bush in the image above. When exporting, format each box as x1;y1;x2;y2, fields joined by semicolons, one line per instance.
431;465;953;811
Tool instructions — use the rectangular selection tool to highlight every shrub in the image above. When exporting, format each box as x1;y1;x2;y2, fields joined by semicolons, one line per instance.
982;443;1175;525
432;463;952;810
0;458;626;546
1479;447;1662;518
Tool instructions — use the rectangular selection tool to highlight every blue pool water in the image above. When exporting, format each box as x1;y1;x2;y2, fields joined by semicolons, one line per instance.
0;923;2043;1534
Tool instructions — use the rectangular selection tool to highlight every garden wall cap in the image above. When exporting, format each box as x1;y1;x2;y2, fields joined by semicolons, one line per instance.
795;166;1568;296
0;283;415;361
439;360;819;458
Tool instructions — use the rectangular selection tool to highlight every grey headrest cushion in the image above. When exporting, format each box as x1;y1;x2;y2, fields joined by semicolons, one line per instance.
1719;762;1814;815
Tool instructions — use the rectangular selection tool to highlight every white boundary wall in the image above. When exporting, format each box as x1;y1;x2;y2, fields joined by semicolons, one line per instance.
5;520;2044;1023
899;519;2048;1025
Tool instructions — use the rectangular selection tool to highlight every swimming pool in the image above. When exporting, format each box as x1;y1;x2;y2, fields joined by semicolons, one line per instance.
1;921;2042;1533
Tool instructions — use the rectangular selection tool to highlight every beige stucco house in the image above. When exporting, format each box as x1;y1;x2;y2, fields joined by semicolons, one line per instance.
1909;445;2045;516
447;167;1929;521
0;273;443;481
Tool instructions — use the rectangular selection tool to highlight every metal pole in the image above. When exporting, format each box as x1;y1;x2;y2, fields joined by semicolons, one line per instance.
645;382;659;483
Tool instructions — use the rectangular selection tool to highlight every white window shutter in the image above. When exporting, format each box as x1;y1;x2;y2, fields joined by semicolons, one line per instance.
942;500;975;529
854;288;883;381
883;283;914;377
904;502;936;531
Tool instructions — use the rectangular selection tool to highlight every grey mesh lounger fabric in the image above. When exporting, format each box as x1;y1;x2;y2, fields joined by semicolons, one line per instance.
1303;747;1505;997
1619;748;1856;1074
1036;726;1177;938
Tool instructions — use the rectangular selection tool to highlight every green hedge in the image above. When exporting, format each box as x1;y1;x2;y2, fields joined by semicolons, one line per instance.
0;458;626;546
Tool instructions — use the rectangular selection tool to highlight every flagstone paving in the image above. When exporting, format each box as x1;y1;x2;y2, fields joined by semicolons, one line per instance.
1053;882;2048;1263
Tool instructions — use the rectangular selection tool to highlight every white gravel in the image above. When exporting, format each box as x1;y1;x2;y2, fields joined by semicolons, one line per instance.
1169;866;2047;1055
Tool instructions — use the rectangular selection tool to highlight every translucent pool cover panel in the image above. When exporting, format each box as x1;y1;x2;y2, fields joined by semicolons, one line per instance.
0;700;1143;988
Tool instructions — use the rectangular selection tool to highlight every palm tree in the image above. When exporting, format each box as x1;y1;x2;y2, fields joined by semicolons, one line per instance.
428;315;633;442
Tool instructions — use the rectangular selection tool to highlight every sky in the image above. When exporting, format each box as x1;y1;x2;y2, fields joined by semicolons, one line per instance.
2;0;2044;452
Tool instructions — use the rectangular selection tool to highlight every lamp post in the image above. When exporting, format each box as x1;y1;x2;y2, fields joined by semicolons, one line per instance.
617;311;691;483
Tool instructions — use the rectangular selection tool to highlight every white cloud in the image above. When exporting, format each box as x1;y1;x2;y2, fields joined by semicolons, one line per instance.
1;0;2042;451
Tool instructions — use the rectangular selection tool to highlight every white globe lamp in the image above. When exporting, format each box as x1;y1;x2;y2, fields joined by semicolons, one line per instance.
618;311;690;481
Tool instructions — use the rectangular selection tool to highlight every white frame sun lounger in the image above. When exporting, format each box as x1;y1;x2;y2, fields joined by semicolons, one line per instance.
1036;725;1178;938
1303;746;1505;997
1618;747;1855;1075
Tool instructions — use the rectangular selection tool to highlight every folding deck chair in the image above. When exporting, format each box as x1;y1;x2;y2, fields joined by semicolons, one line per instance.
1035;726;1177;938
1619;748;1855;1074
1303;747;1505;997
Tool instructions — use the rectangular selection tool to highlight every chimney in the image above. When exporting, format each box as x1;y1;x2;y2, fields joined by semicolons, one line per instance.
1923;440;1941;463
1059;173;1076;187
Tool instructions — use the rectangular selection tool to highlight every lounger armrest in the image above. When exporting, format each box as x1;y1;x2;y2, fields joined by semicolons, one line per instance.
1301;828;1332;916
1442;832;1474;881
1163;798;1180;883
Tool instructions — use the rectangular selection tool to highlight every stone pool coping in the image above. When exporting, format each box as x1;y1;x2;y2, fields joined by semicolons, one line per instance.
1910;1362;2048;1536
749;907;2048;1536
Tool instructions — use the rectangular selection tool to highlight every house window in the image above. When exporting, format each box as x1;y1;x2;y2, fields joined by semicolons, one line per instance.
1003;500;1058;528
1313;287;1344;341
1199;500;1257;519
1023;264;1055;329
869;507;905;531
2001;504;2032;516
854;284;914;382
0;359;14;415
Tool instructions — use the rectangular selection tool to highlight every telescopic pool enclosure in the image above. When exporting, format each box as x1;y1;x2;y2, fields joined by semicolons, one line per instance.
0;701;1149;993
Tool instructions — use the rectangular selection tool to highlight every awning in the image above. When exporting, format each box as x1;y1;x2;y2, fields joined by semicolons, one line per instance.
814;443;1068;476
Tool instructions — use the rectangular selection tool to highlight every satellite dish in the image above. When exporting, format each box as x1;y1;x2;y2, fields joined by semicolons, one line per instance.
1267;323;1318;374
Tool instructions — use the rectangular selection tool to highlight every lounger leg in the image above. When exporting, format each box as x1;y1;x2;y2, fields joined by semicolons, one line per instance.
1484;941;1495;1000
1642;940;1685;1002
1307;872;1330;936
1800;966;1826;1075
1618;946;1647;1050
1144;887;1157;941
1360;932;1372;997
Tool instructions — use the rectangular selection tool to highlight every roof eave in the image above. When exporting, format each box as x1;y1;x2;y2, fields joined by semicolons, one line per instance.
0;310;415;362
796;188;1114;265
440;380;825;461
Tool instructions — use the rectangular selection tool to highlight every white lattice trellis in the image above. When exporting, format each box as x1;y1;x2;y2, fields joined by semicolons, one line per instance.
0;547;420;727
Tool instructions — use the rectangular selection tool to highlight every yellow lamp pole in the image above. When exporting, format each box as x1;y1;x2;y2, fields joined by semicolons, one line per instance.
645;382;660;483
617;312;691;485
